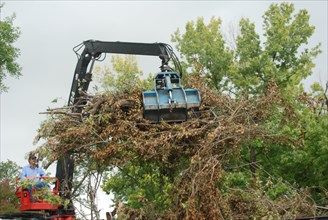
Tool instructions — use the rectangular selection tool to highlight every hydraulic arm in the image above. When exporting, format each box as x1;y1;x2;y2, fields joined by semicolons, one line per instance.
68;40;182;110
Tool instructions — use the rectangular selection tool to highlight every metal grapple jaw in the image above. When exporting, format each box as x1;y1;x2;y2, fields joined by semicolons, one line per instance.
142;71;201;123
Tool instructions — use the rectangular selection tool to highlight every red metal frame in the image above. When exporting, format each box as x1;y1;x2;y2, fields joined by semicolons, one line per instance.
16;177;59;211
14;177;75;219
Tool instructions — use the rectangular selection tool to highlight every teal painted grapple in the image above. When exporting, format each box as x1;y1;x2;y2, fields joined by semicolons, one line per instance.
143;71;201;122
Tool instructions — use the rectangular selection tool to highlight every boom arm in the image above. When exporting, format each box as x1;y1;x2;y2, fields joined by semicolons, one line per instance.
68;40;181;109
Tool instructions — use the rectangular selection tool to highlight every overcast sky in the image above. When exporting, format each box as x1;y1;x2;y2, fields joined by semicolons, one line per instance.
0;1;327;215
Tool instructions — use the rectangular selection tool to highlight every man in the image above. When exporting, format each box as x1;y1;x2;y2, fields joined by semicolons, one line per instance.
21;153;47;202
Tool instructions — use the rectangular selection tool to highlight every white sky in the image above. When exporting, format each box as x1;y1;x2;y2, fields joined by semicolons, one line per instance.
0;1;327;218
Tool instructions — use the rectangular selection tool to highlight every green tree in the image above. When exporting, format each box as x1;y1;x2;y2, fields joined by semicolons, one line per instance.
94;55;153;92
172;16;234;91
233;3;320;95
0;160;21;214
263;83;328;206
231;2;320;178
172;1;325;209
0;180;19;214
172;3;320;95
0;4;21;93
0;159;21;181
102;161;173;215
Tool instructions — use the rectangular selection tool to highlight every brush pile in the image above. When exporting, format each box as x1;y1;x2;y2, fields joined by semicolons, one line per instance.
36;75;315;219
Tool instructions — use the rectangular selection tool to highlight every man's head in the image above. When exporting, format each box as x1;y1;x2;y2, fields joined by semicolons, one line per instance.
28;154;37;167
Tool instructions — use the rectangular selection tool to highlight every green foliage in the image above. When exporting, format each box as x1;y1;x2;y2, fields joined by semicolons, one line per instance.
252;82;328;206
173;3;321;96
172;16;234;90
265;179;294;200
261;3;321;88
232;17;264;94
291;113;328;203
221;171;250;191
232;2;321;96
0;160;21;181
102;161;173;213
0;180;19;214
0;160;21;214
171;1;326;214
221;169;294;201
0;5;21;93
141;73;154;91
95;55;149;92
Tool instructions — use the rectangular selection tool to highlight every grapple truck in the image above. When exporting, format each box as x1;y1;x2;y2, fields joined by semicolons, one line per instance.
0;40;201;219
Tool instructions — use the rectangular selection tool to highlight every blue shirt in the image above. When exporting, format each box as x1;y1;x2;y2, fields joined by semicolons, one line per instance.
21;165;45;181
